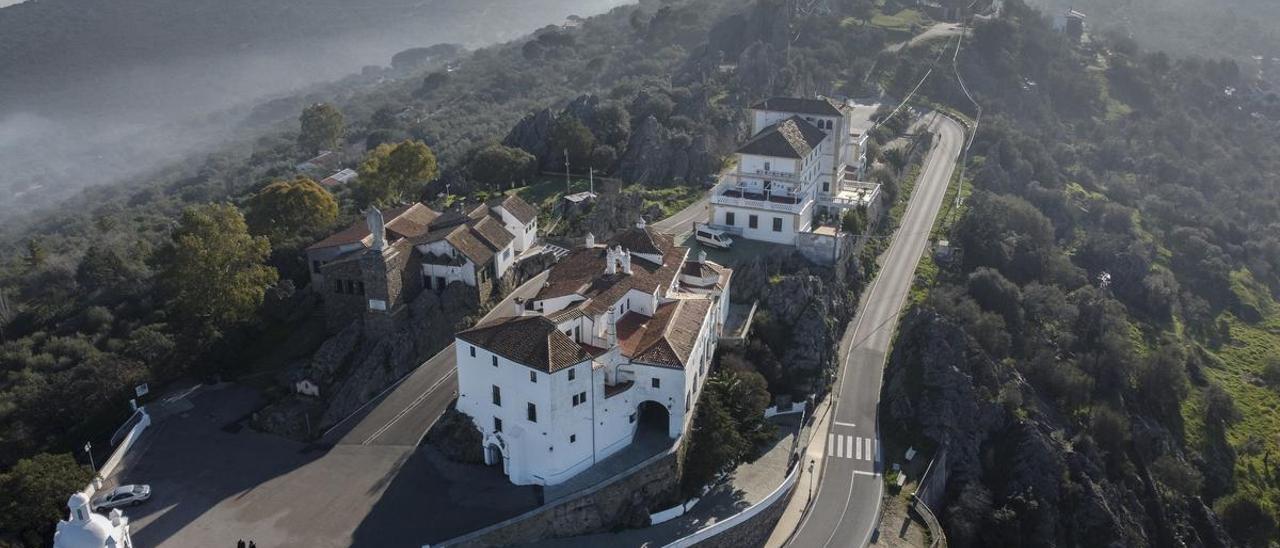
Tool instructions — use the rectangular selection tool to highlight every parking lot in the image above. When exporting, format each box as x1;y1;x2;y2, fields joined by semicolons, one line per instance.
108;384;537;547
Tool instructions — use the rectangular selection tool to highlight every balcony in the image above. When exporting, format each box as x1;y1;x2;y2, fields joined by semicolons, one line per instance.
747;168;802;181
711;182;814;214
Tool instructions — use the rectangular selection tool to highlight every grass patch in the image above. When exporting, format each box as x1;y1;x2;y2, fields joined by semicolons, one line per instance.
870;9;925;32
1185;304;1280;507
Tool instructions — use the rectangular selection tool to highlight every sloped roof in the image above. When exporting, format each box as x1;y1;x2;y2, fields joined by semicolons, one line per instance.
490;194;538;224
736;117;827;159
457;315;589;373
307;203;439;251
471;216;515;250
616;298;712;368
750;96;846;117
535;227;685;316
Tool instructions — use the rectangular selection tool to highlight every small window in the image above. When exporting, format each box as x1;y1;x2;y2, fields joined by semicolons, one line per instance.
748;215;758;229
312;260;323;274
763;161;771;171
332;279;343;294
345;280;355;294
470;346;476;358
355;281;365;295
527;403;537;423
492;385;501;406
492;355;498;367
494;417;503;432
530;371;537;383
570;434;576;443
628;413;636;424
725;212;735;226
651;378;661;389
773;217;783;232
568;368;576;381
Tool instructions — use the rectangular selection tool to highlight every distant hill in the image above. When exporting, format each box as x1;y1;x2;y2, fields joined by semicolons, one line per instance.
1029;0;1280;63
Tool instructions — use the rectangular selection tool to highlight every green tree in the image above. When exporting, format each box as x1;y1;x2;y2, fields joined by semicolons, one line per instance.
298;103;345;156
244;177;339;247
415;72;450;97
358;140;440;207
0;453;92;546
548;115;596;172
158;204;278;341
681;389;746;497
24;239;46;271
468;144;537;189
841;206;868;235
1215;493;1277;547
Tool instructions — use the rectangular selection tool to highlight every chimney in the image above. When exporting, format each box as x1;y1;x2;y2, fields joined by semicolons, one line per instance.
697;250;707;264
584;232;596;248
636;217;646;230
511;297;524;318
366;207;387;251
606;307;618;346
605;247;617;275
110;509;125;527
621;250;632;275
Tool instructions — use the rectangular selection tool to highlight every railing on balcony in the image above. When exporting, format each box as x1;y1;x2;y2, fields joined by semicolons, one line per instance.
711;182;815;213
749;168;801;180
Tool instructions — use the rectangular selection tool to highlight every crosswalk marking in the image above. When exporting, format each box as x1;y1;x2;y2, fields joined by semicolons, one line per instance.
826;434;876;462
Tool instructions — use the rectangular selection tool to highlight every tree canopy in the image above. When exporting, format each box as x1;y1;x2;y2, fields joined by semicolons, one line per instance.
244;177;339;247
158;204;278;341
357;140;440;207
298;103;345;156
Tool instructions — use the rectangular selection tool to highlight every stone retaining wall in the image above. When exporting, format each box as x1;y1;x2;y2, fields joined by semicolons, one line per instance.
438;445;681;547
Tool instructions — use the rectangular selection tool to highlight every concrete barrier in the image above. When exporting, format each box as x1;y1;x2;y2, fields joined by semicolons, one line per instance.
86;408;151;497
661;463;799;548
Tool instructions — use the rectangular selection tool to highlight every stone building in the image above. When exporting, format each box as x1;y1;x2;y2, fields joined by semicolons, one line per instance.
305;195;540;335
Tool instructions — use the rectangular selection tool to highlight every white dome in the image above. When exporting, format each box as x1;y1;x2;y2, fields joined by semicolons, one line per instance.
53;492;129;548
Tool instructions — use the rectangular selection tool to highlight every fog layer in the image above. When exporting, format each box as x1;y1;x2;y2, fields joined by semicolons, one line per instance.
0;0;625;221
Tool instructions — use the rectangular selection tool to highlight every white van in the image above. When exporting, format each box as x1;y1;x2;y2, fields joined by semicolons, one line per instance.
694;224;733;249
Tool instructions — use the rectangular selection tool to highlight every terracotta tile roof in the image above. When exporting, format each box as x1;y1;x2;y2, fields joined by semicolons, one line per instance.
490;194;538;224
535;227;685;315
471;216;515;251
307;203;438;251
458;315;589;373
616;298;712;368
750;96;846;117
736;116;827;159
444;225;496;265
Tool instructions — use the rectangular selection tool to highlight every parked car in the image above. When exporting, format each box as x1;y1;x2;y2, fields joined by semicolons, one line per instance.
91;484;151;511
694;224;734;249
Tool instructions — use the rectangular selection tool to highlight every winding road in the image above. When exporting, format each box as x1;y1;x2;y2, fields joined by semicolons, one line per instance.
786;113;965;547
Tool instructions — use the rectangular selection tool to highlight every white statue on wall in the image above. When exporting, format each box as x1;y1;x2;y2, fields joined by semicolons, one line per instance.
366;207;386;251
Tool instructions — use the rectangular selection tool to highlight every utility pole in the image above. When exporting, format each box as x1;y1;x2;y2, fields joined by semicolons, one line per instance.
589;167;594;195
84;442;96;473
564;148;571;195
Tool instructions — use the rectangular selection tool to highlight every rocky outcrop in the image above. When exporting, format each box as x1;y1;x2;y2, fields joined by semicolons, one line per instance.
503;108;555;160
730;252;862;394
883;311;1234;548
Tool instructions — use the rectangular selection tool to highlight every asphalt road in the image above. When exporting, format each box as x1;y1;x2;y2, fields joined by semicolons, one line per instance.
652;194;710;236
325;270;549;447
787;114;965;548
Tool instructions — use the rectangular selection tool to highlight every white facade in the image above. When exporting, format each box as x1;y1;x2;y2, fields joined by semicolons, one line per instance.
454;226;730;486
53;493;133;548
491;204;538;254
711;97;884;246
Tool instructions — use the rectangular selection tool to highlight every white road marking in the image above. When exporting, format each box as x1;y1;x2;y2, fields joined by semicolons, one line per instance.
828;434;835;457
855;437;862;460
852;470;880;477
865;438;873;463
833;421;857;428
835;435;844;458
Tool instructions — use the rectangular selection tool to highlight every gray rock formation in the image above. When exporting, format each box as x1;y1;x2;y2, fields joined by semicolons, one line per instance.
503;108;555;160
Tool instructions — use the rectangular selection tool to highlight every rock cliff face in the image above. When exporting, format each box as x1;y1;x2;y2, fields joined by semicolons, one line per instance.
503;108;556;162
256;281;480;439
730;251;862;394
883;311;1234;548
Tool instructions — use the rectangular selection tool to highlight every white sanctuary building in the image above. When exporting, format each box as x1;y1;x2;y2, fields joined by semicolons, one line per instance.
710;96;882;245
454;221;732;486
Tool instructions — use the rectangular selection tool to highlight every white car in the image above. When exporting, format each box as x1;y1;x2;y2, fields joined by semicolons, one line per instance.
91;484;151;511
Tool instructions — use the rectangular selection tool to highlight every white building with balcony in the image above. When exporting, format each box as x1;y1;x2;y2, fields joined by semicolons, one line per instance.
453;222;731;486
711;97;884;246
